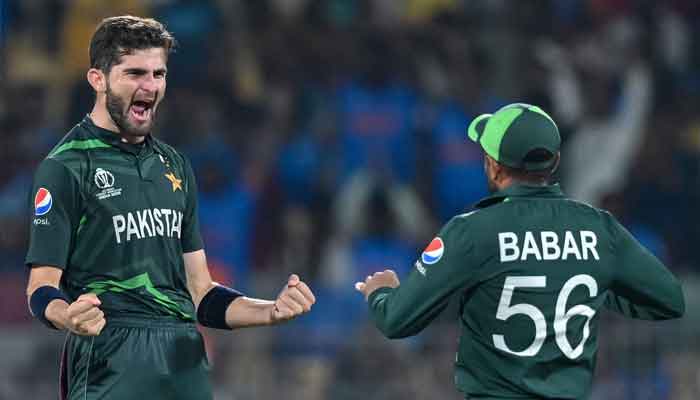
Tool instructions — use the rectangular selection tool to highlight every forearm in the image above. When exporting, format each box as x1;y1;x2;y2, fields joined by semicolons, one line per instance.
611;266;685;320
194;283;276;329
613;255;685;319
368;287;406;338
186;249;314;330
607;290;684;320
26;267;71;330
611;277;685;320
27;292;71;330
368;286;449;339
27;283;105;335
225;296;276;329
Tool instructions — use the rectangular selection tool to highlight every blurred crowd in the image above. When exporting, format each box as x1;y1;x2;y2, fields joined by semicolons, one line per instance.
1;1;700;399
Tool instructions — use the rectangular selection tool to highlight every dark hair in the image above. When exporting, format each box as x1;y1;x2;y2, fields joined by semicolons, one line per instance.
502;149;559;184
89;16;176;73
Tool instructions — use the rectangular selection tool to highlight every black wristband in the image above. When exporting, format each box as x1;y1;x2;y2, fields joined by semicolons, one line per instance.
197;285;244;330
29;286;70;330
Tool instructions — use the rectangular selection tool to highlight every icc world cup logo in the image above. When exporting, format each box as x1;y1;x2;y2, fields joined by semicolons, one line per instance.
95;168;115;189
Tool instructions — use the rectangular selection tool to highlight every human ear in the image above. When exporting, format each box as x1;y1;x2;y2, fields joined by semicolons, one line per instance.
485;156;503;181
87;68;107;93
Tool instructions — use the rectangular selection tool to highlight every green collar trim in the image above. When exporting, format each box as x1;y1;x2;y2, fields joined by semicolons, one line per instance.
475;183;565;209
81;115;154;156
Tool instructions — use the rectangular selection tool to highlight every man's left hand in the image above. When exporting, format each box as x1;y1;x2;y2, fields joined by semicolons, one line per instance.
355;269;400;300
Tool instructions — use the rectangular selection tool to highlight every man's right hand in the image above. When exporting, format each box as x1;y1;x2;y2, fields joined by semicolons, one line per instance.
59;293;106;336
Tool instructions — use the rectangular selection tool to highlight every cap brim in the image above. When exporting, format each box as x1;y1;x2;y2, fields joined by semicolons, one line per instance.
467;113;492;143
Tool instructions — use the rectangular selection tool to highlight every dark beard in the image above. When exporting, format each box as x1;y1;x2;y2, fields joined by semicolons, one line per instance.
485;160;498;193
487;178;498;193
105;83;155;137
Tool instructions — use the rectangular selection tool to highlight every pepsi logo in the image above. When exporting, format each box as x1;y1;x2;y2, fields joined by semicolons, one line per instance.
421;237;445;265
34;188;53;216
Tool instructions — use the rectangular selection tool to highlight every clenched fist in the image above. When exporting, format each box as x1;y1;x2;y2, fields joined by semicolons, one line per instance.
62;293;106;336
271;274;316;323
355;269;400;300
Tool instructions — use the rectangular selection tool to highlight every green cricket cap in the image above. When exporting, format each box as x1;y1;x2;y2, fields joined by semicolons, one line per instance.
467;103;560;171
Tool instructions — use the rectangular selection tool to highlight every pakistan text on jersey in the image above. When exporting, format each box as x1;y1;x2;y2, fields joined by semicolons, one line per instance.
498;231;600;262
112;208;183;244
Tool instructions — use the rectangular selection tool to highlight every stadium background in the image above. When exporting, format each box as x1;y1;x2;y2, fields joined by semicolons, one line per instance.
1;1;699;399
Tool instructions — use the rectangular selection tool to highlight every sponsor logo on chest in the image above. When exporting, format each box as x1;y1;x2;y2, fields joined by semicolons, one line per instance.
112;208;183;244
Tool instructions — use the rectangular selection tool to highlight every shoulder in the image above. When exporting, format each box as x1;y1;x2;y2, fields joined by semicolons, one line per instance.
43;124;102;187
37;125;95;182
560;197;612;218
439;209;487;241
31;157;82;201
449;210;480;227
564;198;617;230
46;122;105;162
450;204;508;228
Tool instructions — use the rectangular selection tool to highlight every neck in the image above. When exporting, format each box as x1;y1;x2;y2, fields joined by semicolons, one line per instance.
498;178;549;191
494;176;551;193
494;176;515;192
89;102;145;144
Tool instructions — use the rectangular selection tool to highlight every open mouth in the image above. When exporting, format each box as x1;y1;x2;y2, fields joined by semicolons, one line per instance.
129;99;154;123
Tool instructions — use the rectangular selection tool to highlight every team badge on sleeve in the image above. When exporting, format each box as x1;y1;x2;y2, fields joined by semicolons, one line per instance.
421;237;445;264
34;188;53;216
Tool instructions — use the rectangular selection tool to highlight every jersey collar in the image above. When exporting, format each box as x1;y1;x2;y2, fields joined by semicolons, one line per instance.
474;183;565;209
81;115;154;156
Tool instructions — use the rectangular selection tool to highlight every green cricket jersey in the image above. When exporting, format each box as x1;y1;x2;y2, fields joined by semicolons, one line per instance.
368;184;685;399
26;115;202;321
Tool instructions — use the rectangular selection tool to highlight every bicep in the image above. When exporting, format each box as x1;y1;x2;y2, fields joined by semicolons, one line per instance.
180;156;204;253
26;266;63;296
25;159;82;268
183;250;215;308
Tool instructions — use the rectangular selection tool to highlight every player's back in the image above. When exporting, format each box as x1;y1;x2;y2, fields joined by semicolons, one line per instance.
454;184;684;399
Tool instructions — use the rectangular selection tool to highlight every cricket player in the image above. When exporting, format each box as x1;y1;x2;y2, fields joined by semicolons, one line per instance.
25;16;315;400
356;103;685;399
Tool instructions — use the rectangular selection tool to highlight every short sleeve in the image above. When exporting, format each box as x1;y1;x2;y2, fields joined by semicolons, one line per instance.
25;158;82;269
180;156;204;253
